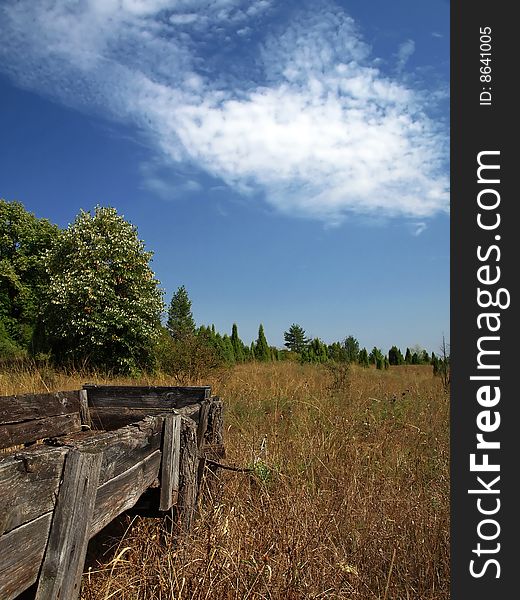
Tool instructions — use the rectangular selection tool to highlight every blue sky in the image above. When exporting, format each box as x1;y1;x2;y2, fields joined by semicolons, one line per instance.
0;0;449;352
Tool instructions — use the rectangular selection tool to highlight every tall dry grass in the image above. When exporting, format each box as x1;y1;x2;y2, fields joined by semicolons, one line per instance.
2;361;449;599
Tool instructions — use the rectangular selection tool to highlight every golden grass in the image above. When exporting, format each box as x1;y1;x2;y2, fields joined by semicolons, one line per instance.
1;361;449;599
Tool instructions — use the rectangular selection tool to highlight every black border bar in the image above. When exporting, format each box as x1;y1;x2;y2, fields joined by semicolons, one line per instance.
451;2;517;597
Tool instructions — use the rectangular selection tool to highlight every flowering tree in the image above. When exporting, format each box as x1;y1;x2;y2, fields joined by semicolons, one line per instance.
43;206;164;373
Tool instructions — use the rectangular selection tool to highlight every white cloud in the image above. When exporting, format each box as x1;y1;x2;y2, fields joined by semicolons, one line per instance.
0;0;448;224
396;39;416;72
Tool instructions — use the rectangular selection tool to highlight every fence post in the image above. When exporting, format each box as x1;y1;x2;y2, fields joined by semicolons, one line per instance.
159;414;182;511
35;448;102;600
177;417;198;531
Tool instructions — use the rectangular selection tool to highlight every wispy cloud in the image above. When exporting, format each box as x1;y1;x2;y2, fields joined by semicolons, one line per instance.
411;222;428;236
0;0;448;224
396;39;416;72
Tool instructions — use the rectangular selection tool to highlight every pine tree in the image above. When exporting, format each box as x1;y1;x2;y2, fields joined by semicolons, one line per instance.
369;347;383;365
283;324;309;354
358;347;369;368
328;341;347;362
343;335;360;363
230;323;245;363
388;346;403;366
254;324;271;361
167;285;195;341
405;348;412;364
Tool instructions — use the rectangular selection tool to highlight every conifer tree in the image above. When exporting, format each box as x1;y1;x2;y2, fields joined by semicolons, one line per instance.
167;285;195;341
343;335;360;363
358;347;369;368
230;323;245;363
254;324;271;361
283;324;309;354
388;346;404;366
369;346;383;365
405;348;412;364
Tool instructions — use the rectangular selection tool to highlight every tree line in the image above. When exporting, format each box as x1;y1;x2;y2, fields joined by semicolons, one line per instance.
1;200;449;379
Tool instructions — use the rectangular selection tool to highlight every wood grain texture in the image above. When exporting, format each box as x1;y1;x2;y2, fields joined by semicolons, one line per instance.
0;512;53;600
79;389;92;430
89;404;200;430
196;400;210;451
0;413;82;450
159;414;181;511
177;417;198;531
0;391;80;425
0;446;67;535
90;450;162;536
35;449;102;600
58;416;163;486
83;384;210;409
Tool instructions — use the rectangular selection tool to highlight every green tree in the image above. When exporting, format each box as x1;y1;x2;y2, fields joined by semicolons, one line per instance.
304;338;328;363
388;346;404;366
254;324;271;361
167;285;196;341
43;206;163;373
343;335;360;363
0;199;60;356
230;323;245;363
405;347;412;364
358;347;369;368
328;341;347;362
369;347;384;365
283;323;309;354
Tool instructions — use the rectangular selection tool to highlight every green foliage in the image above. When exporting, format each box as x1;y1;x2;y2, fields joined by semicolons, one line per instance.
231;323;245;363
388;346;404;366
43;206;163;373
302;338;328;363
328;341;348;362
254;324;271;362
0;319;25;360
358;347;369;368
0;199;60;355
270;346;280;361
155;327;221;383
167;285;196;341
369;347;384;365
343;335;360;363
405;347;412;364
283;323;309;354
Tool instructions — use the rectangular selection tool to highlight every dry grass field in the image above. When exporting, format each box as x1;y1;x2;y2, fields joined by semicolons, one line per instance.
1;361;449;600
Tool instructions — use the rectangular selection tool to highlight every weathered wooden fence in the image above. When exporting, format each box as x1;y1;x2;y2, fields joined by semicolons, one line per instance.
0;385;225;600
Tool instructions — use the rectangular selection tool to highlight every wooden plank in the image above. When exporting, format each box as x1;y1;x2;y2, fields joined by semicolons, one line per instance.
83;384;210;409
0;512;53;600
159;415;181;511
177;417;198;531
90;450;162;536
205;398;225;453
0;412;82;450
0;391;80;425
79;389;92;430
89;404;200;430
59;416;164;486
196;400;210;451
36;449;102;600
0;446;67;535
